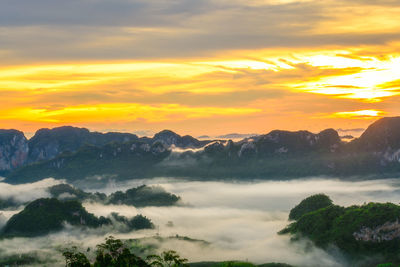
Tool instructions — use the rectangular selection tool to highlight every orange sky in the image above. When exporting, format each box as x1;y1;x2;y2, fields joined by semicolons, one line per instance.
1;0;400;137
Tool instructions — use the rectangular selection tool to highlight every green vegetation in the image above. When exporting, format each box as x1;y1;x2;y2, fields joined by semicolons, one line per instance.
107;185;180;207
1;198;109;237
48;183;180;207
189;262;293;267
62;236;188;267
49;183;99;201
8;141;170;183
110;212;155;231
288;194;333;220
62;236;294;267
280;195;400;262
1;198;156;238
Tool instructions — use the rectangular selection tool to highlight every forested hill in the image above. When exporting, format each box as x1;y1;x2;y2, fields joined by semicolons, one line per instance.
2;117;400;183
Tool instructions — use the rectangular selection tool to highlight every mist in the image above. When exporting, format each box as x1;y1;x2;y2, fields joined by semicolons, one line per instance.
1;177;400;266
0;178;63;204
82;178;400;265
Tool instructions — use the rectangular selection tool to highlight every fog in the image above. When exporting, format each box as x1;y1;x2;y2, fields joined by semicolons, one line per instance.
0;178;63;204
1;177;400;266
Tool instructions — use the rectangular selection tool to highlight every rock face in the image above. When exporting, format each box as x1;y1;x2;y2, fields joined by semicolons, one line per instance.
280;197;400;259
236;128;341;157
153;130;210;148
348;117;400;165
352;117;400;152
7;140;171;183
4;117;400;182
28;126;138;163
353;219;400;242
0;130;28;172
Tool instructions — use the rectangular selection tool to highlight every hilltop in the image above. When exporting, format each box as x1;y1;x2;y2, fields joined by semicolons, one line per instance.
2;117;400;183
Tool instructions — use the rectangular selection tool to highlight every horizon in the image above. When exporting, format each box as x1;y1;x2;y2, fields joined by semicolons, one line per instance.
6;118;382;140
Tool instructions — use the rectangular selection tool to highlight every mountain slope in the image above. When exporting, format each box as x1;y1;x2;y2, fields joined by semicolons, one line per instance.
0;129;28;173
1;198;108;237
27;126;139;163
280;195;400;263
7;140;170;183
4;117;400;183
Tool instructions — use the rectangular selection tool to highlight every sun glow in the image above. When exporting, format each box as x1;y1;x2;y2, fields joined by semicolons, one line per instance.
0;104;262;124
0;47;399;133
332;110;386;119
291;54;400;102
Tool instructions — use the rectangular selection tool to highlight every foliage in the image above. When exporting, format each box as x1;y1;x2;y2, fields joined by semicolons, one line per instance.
1;198;110;237
110;212;155;232
62;236;190;267
48;183;180;208
146;250;188;267
189;262;294;267
280;195;400;261
63;246;91;267
257;264;294;267
48;183;95;201
107;185;180;207
8;140;171;183
288;194;333;221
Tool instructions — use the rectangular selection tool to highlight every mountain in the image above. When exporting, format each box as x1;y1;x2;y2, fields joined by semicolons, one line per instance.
107;185;181;207
0;129;28;173
7;140;170;183
3;117;400;183
352;117;400;152
238;128;341;157
287;194;333;221
0;126;212;175
216;133;258;139
153;130;211;148
1;198;109;237
27;126;139;163
347;117;400;168
48;184;181;207
280;194;400;264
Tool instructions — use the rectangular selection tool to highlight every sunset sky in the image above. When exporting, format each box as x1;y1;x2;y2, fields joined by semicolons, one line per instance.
1;0;400;137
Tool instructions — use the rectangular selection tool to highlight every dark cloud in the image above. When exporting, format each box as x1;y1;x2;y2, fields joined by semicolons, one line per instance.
1;0;400;63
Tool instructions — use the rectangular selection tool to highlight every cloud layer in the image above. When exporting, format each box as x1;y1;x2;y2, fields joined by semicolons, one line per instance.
2;177;400;265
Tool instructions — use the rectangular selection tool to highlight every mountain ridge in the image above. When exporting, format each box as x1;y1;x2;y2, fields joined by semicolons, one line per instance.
2;117;400;183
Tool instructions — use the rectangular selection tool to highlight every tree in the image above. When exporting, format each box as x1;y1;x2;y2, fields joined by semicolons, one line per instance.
94;236;149;267
62;236;187;267
62;246;90;267
147;250;188;267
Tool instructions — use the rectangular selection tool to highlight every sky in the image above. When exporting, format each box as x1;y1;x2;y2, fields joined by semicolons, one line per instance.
1;0;400;137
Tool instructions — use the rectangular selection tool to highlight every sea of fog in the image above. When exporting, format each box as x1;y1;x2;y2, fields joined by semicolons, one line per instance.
1;177;400;266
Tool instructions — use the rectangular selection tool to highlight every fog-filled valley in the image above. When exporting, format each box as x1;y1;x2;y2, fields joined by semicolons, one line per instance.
1;177;400;266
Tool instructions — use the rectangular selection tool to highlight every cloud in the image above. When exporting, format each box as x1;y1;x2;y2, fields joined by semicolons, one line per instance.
2;177;400;265
0;178;63;204
2;0;400;63
337;128;365;133
216;133;258;139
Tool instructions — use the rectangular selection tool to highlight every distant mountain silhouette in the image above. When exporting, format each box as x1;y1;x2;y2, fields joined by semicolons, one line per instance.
2;117;400;183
